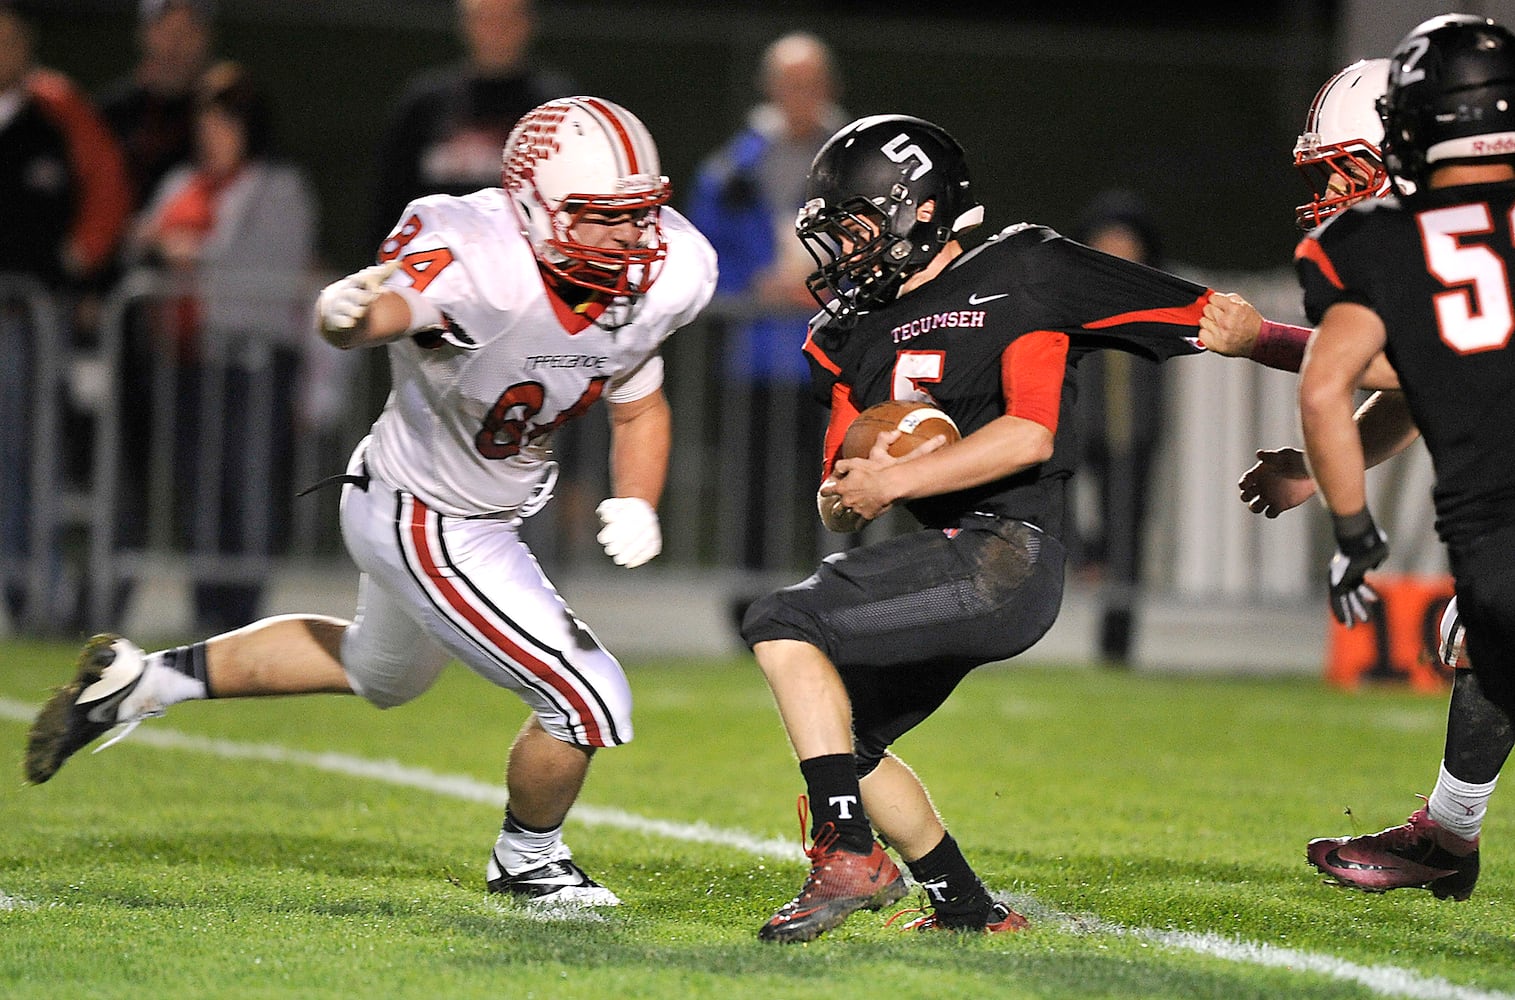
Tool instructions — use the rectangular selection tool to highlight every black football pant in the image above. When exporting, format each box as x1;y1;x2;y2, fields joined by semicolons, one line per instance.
742;514;1065;773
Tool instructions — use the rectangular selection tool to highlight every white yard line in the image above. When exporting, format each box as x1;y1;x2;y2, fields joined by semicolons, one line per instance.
0;696;1508;1000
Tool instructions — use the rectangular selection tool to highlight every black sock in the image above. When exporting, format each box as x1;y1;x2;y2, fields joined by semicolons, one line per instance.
1443;669;1515;783
160;642;214;698
906;833;993;925
502;807;558;835
798;753;874;853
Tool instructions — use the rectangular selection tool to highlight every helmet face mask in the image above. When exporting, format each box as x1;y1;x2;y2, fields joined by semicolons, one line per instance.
797;191;928;323
1381;14;1515;194
1293;59;1393;229
502;97;671;299
797;115;983;326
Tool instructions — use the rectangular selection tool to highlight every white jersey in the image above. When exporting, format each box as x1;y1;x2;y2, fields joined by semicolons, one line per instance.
364;190;717;516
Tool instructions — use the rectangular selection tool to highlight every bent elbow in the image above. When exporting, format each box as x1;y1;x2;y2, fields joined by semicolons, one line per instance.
1028;425;1055;466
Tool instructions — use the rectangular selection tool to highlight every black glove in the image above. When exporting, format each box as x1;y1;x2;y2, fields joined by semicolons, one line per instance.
1327;508;1388;626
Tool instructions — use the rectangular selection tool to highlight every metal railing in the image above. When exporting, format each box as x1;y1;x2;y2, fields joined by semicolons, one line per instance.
0;275;73;635
1;268;364;635
3;266;1447;638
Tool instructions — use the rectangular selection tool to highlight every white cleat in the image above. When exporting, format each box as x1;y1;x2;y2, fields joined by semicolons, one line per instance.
24;635;151;783
486;850;621;906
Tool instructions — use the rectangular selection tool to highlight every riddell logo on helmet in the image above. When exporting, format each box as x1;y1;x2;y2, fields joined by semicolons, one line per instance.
1471;135;1515;154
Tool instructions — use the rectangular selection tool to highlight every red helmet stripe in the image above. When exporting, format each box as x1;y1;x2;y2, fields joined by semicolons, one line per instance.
578;96;642;175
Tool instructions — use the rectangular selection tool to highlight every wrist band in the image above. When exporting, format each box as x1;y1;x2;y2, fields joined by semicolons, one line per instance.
1251;319;1311;373
1332;507;1378;549
391;284;443;333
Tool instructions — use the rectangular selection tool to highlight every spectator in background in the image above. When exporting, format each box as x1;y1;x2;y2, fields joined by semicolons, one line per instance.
1069;189;1168;665
687;32;847;573
369;0;575;253
97;0;215;214
0;13;66;272
123;60;317;634
24;35;134;591
0;1;78;630
26;72;132;293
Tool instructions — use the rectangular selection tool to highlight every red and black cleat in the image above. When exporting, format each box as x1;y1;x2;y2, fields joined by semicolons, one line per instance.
758;798;908;943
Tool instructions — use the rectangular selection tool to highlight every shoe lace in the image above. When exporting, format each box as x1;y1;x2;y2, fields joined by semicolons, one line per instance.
794;795;841;861
883;903;934;930
776;795;844;909
92;708;166;755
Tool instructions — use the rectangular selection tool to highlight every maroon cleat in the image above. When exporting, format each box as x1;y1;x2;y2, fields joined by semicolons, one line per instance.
1306;805;1479;900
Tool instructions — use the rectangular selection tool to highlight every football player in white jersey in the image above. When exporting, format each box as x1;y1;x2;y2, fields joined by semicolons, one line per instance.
25;96;718;907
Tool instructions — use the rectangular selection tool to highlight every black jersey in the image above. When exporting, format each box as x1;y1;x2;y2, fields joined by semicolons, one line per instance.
802;223;1208;534
1297;183;1515;548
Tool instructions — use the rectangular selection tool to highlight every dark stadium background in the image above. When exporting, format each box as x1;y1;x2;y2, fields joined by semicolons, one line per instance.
35;0;1351;275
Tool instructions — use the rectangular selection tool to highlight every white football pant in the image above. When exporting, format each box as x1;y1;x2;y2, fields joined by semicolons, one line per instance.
336;446;632;748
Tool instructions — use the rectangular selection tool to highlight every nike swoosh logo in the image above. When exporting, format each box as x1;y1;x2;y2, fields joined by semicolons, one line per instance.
1322;847;1392;872
1322;847;1455;877
867;858;886;883
968;292;1009;305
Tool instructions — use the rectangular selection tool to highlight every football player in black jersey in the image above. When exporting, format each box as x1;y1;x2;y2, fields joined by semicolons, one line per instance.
1297;13;1515;902
738;113;1217;942
1191;48;1483;897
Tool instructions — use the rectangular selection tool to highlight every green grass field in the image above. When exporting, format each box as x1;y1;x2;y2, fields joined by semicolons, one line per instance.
2;636;1512;999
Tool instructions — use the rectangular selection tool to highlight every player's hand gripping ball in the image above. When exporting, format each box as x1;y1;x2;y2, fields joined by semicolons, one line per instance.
840;400;961;460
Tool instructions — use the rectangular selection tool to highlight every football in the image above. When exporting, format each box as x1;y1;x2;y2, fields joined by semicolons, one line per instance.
839;400;961;460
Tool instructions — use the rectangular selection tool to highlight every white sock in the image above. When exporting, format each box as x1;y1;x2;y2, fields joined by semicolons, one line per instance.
493;815;568;874
1426;762;1498;841
118;651;209;719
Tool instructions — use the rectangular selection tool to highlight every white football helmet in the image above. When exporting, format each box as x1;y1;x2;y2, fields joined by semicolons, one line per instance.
1293;58;1394;229
502;96;671;297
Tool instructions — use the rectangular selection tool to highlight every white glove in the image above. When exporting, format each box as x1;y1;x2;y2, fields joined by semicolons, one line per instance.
595;497;661;568
317;261;398;330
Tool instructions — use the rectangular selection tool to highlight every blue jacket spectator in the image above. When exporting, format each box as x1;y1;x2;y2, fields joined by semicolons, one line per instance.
687;32;846;385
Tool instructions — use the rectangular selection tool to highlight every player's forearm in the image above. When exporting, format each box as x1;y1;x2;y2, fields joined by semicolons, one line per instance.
1300;379;1369;516
1354;390;1420;468
319;289;415;349
887;415;1052;501
1250;319;1311;372
607;393;671;506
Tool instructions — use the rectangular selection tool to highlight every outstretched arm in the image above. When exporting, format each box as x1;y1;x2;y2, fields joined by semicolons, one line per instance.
315;261;435;349
1239;388;1419;517
1202;291;1400;388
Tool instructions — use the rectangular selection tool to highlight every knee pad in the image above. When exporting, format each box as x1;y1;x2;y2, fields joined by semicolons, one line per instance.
1440;596;1467;669
740;589;821;650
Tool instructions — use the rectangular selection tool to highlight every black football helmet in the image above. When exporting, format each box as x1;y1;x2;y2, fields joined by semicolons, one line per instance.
1380;13;1515;192
796;115;984;325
